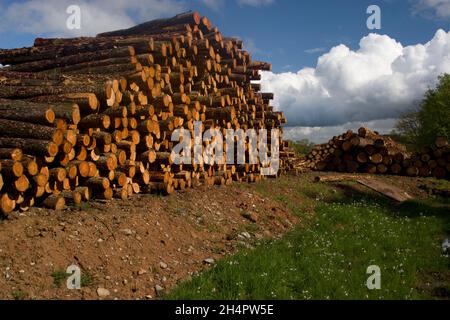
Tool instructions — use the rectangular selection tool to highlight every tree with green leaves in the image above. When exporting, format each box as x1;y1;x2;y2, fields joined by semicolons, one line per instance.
290;139;315;156
417;74;450;146
394;74;450;149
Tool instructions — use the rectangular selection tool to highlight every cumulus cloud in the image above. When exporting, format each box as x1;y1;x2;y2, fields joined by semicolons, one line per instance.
237;0;274;7
261;29;450;128
0;0;186;37
413;0;450;19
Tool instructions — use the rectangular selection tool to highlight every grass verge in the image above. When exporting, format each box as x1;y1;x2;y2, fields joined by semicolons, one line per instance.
167;176;450;300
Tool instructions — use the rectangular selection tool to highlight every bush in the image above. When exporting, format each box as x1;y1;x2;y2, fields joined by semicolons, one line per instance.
394;74;450;149
290;139;315;156
418;74;450;146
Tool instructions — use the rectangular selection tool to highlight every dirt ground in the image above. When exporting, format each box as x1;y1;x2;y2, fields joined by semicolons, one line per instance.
0;182;297;300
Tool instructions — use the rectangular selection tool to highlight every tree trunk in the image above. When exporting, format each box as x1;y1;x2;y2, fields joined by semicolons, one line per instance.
0;137;59;157
0;119;65;145
0;98;56;124
97;12;200;37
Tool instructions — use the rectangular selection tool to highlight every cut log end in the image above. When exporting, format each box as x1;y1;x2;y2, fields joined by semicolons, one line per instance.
42;195;65;210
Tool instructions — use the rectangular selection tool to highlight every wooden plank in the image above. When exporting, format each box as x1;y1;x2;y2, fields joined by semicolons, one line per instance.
356;178;413;202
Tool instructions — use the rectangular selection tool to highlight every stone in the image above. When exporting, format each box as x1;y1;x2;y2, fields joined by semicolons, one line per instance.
203;258;215;265
120;229;133;236
155;285;164;296
242;212;258;223
241;232;251;239
442;239;450;255
159;262;168;269
97;287;110;298
138;269;147;275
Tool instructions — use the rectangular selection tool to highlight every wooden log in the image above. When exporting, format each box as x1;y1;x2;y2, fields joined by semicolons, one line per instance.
0;119;65;145
73;187;89;202
113;172;128;187
96;188;114;200
61;191;82;205
42;194;65;210
406;166;419;177
32;173;48;188
0;193;16;214
0;138;59;158
97;12;200;37
113;188;128;200
432;166;446;179
0;80;115;102
78;114;111;130
96;154;118;171
0;160;23;178
21;157;39;176
28;93;99;112
49;167;67;182
8;46;135;72
85;177;110;191
0;148;23;161
0;98;55;124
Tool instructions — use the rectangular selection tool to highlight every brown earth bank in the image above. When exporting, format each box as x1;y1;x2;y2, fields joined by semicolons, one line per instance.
0;181;297;300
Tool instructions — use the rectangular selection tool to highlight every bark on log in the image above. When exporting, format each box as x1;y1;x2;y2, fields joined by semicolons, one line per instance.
0;98;55;124
0;137;59;157
8;46;135;72
97;12;200;37
0;119;65;145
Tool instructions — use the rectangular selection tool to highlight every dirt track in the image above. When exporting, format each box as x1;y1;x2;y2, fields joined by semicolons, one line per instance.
0;182;297;300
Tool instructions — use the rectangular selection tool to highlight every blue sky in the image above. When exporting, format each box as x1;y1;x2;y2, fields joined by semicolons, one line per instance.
1;0;449;142
193;0;450;72
1;0;448;72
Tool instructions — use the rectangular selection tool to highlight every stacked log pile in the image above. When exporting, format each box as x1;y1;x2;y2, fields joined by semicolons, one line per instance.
405;137;449;179
0;12;286;214
303;128;410;175
279;141;308;174
303;128;449;179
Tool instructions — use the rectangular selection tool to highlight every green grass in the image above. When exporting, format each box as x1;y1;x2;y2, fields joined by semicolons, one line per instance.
167;177;450;300
51;270;69;287
11;289;27;300
51;269;96;288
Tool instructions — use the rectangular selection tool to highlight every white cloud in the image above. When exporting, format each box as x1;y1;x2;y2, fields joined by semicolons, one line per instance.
304;47;326;54
413;0;450;19
237;0;274;6
0;0;186;37
261;29;450;128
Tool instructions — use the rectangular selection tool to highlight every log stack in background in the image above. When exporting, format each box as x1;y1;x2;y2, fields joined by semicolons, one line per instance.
0;12;287;215
405;137;450;179
278;141;309;174
302;127;449;179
